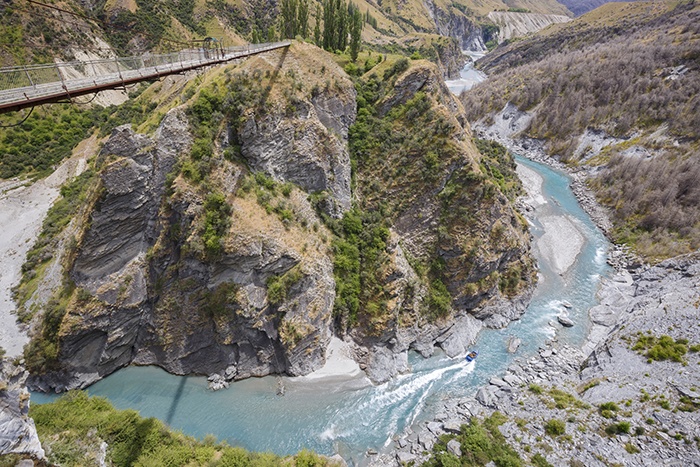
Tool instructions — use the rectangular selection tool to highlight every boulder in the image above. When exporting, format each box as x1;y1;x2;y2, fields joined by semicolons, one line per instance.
443;420;462;434
507;336;522;353
558;314;575;327
447;439;462;457
0;361;45;459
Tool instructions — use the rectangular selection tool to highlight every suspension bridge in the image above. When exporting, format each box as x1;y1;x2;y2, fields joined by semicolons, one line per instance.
0;41;291;115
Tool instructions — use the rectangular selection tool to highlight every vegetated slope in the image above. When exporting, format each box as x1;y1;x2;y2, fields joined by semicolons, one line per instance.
29;391;339;466
17;42;534;391
556;0;641;16
462;0;700;261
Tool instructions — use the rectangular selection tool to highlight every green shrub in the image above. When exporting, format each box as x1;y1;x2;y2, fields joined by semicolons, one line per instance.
544;419;566;437
427;279;452;319
30;391;329;466
599;401;619;418
632;333;688;363
200;191;232;259
605;422;631;435
330;208;390;332
383;58;409;80
267;266;304;306
423;412;522;467
549;389;589;410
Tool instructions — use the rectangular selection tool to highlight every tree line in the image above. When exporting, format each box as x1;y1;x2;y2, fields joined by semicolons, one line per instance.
279;0;363;60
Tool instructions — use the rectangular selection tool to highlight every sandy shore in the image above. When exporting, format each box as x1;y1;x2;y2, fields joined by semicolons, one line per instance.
296;337;363;380
537;216;585;276
0;137;95;357
515;163;546;207
516;162;585;277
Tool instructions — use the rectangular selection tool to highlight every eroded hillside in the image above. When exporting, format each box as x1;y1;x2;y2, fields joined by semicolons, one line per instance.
462;0;700;261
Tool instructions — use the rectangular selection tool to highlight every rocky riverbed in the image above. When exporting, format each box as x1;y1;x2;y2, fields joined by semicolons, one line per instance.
370;104;700;466
375;252;700;466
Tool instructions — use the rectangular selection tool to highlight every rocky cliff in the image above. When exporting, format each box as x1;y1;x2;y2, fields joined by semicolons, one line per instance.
27;43;352;392
23;43;534;390
429;3;486;52
486;12;571;43
345;60;535;382
0;360;45;461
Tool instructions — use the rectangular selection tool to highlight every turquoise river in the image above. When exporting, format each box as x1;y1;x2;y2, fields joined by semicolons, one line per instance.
33;153;612;465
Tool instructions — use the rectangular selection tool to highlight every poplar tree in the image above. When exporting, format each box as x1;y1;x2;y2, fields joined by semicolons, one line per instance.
349;5;363;61
322;0;336;50
335;0;347;51
298;0;309;38
280;0;297;39
314;5;322;45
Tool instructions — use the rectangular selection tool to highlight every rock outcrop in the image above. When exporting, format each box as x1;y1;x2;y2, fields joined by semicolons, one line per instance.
238;48;356;218
0;360;45;460
486;12;571;43
430;3;486;52
25;44;350;392
25;44;534;391
349;62;536;382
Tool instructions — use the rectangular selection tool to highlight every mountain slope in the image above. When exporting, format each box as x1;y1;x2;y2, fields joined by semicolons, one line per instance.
462;0;700;261
556;0;641;16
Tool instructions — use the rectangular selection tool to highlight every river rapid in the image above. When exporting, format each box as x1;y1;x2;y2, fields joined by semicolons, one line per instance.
32;63;612;466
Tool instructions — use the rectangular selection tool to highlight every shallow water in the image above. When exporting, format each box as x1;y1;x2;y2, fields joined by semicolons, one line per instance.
33;154;611;465
445;61;487;95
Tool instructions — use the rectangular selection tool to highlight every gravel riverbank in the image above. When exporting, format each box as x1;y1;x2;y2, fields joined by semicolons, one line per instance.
369;108;700;466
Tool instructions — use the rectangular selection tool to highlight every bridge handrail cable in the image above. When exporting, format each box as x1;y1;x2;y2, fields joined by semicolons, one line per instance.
0;41;290;93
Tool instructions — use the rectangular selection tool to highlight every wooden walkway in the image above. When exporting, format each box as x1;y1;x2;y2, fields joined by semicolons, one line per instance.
0;42;290;114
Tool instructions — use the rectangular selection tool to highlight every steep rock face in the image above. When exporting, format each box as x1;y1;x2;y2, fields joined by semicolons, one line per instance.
486;12;571;43
27;45;345;392
429;3;486;52
135;185;335;380
350;63;535;382
29;111;190;391
0;360;45;459
236;43;356;218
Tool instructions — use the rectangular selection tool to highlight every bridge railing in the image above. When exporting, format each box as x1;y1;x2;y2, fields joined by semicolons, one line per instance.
0;41;290;93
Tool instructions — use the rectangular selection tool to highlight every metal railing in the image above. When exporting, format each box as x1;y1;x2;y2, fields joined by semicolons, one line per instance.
0;41;290;111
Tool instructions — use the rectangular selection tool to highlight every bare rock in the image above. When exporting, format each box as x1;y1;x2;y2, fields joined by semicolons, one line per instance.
558;314;575;327
507;336;522;353
0;361;45;459
447;439;462;457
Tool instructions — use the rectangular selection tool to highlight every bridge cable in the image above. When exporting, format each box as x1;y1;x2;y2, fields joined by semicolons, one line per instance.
0;106;34;128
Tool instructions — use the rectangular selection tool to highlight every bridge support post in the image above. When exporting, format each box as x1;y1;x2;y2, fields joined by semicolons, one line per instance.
24;67;34;87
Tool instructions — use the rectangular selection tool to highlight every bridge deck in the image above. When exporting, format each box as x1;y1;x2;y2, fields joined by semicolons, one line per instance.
0;42;290;114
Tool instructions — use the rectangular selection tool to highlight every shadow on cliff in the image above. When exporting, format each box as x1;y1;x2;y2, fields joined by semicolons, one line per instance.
165;375;189;425
257;46;289;107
